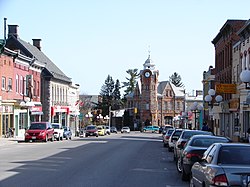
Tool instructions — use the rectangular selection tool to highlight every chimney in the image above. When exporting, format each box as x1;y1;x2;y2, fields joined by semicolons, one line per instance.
32;39;41;51
8;25;19;38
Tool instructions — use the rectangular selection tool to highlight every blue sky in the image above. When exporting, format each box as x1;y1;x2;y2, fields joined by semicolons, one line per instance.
0;0;250;95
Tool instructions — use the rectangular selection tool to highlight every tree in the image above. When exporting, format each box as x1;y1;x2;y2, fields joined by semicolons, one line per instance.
99;75;115;116
113;79;123;110
122;69;140;96
169;72;184;87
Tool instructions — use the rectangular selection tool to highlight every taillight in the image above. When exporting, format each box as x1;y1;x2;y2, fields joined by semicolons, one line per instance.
165;136;170;139
212;174;228;186
181;141;186;147
186;153;201;159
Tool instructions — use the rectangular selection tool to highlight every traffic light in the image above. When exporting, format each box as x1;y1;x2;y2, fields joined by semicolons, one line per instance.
134;107;137;114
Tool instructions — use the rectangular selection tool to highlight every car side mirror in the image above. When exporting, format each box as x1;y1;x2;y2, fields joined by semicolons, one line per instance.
177;144;183;149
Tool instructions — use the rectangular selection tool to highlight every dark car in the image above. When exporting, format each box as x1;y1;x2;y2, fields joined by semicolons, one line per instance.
161;125;174;135
191;143;250;187
173;129;213;161
179;135;231;181
25;122;54;142
63;126;72;140
110;126;118;133
85;125;98;137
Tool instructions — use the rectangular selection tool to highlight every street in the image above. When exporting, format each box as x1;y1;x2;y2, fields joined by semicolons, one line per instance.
0;132;188;187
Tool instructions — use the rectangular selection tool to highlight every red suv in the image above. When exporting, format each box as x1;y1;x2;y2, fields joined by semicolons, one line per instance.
25;122;54;142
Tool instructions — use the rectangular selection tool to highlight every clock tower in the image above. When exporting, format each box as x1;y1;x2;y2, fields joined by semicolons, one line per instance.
140;55;159;126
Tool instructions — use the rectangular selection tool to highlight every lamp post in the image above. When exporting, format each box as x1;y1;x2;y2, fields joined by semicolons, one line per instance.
104;115;110;126
190;102;203;130
85;112;93;125
20;98;35;129
97;114;103;125
204;88;223;134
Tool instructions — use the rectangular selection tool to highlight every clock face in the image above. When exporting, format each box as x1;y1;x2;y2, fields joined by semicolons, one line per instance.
144;71;151;78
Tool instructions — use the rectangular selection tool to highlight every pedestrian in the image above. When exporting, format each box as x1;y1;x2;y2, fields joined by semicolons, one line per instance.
247;128;250;143
202;122;209;131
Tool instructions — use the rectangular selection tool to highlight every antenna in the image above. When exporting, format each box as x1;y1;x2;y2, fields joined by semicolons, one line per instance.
148;45;151;57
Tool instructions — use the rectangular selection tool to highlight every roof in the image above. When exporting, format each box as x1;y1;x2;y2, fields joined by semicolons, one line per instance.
7;36;71;83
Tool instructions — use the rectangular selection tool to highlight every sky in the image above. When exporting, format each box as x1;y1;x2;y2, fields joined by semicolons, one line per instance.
0;0;250;95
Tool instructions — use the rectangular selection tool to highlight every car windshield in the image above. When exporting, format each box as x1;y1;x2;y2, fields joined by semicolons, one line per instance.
182;131;212;139
190;137;229;147
86;126;96;130
218;146;250;165
167;129;174;135
29;123;46;130
123;127;129;129
52;124;60;129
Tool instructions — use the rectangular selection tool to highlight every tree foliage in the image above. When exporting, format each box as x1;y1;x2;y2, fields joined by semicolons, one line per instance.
122;69;140;96
169;72;184;87
99;75;123;116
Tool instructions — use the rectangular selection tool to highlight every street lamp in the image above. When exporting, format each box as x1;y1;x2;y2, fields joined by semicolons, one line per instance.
104;115;110;126
204;88;223;134
96;114;103;125
240;69;250;89
190;102;203;130
20;98;35;129
85;112;93;125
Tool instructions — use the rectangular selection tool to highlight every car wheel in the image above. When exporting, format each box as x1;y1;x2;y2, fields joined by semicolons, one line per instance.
69;136;72;140
189;174;195;187
181;166;189;181
176;157;182;173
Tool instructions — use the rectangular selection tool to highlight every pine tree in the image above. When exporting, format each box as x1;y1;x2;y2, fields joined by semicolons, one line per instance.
169;72;184;87
122;69;140;96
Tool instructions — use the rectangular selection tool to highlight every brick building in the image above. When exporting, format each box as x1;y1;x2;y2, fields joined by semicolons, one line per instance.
126;55;185;129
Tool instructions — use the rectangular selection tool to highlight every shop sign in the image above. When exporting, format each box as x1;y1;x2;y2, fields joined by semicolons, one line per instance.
215;84;236;94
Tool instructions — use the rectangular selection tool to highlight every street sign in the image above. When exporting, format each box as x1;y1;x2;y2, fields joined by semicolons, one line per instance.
215;84;236;94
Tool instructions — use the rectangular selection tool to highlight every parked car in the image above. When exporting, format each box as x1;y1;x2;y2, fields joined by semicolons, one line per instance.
168;128;183;152
161;125;174;135
97;125;106;136
173;129;213;161
52;123;64;141
163;128;175;147
121;126;130;133
179;135;231;181
25;122;54;142
105;126;111;135
110;126;118;133
142;126;159;133
85;125;98;137
63;126;72;140
190;143;250;187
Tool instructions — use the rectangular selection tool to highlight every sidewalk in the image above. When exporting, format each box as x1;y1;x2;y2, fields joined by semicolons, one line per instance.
0;137;24;147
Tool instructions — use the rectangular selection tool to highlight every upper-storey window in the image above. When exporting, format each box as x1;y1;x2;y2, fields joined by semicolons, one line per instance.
2;76;6;90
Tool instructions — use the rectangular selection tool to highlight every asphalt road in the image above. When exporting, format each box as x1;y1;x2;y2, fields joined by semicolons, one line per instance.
0;132;189;187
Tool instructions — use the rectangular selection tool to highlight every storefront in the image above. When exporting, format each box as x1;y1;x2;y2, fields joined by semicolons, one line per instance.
0;103;14;138
51;106;70;127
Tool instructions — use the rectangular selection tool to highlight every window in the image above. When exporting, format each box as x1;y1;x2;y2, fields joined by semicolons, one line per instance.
8;78;12;91
20;76;23;94
37;81;39;97
33;80;36;96
16;75;19;93
2;76;6;90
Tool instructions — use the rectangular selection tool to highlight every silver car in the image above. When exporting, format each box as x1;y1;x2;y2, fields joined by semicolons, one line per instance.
190;143;250;187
